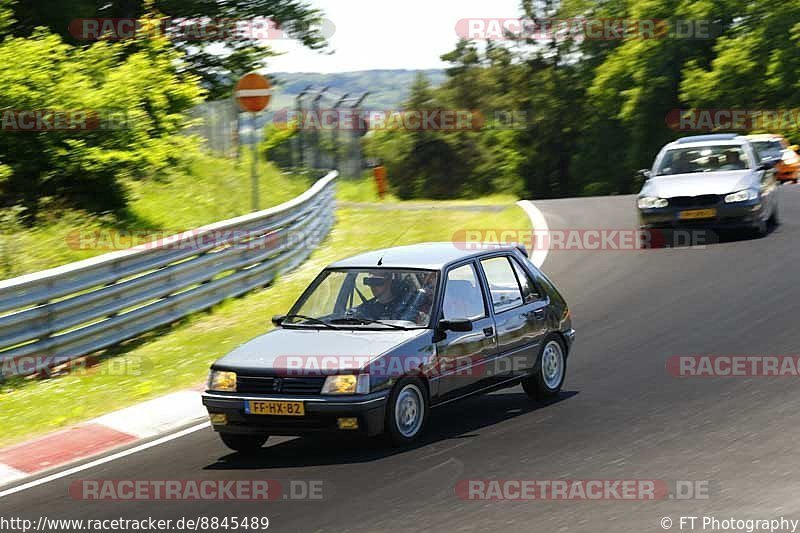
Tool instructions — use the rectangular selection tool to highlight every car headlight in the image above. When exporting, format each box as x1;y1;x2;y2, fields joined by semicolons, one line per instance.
321;374;370;394
207;370;237;392
638;196;668;209
724;189;759;203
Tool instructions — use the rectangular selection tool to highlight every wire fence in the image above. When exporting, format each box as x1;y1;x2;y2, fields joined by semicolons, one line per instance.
187;90;370;178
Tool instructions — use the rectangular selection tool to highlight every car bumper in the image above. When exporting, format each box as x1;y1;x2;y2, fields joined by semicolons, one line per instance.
638;202;764;230
202;390;389;437
563;328;576;351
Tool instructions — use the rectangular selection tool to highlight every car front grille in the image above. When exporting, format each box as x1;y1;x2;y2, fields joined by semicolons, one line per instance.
668;195;722;208
236;375;325;395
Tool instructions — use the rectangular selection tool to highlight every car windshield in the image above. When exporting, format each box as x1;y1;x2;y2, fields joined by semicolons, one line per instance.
655;145;751;175
285;269;439;328
750;140;784;159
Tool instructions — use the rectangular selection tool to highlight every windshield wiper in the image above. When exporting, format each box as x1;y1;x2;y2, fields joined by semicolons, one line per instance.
281;314;338;329
329;317;410;330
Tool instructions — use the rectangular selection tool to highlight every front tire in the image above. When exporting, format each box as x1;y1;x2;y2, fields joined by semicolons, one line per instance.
522;336;566;401
752;217;768;238
385;377;428;446
219;433;268;453
770;204;780;227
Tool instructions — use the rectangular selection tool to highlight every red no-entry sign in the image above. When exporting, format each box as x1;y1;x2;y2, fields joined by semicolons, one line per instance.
235;73;272;113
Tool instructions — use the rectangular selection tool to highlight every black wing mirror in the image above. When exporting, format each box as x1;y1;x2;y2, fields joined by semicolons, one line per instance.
272;314;286;326
439;319;473;332
757;158;779;171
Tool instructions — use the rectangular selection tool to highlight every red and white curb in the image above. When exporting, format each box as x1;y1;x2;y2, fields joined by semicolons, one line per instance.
0;389;206;487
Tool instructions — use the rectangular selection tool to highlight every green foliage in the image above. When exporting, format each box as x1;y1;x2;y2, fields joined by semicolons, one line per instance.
368;0;800;200
6;154;307;277
260;121;297;169
582;182;615;196
0;26;203;219
9;0;328;99
0;0;13;35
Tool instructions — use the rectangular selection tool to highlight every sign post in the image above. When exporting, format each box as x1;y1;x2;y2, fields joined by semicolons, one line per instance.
234;73;272;211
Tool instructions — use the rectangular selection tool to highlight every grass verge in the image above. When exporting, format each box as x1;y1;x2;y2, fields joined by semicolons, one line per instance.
0;199;530;447
1;152;307;278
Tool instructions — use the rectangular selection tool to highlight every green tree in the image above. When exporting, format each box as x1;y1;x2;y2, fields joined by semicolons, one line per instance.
10;0;328;99
681;0;800;138
0;25;203;219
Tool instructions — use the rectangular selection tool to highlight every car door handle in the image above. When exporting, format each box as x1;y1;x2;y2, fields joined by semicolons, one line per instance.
533;308;546;319
483;327;494;337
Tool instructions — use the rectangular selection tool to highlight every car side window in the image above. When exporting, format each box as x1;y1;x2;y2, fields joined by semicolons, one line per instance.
509;257;542;303
480;257;524;313
441;264;486;320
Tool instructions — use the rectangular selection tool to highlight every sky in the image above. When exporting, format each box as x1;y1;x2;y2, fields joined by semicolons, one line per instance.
266;0;522;73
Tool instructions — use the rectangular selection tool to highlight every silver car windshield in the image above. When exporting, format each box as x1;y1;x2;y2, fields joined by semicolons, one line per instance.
751;140;784;159
655;145;751;175
286;269;439;328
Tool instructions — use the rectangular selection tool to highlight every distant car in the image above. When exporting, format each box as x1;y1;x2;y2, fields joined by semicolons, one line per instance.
637;133;780;237
202;243;575;452
746;134;800;184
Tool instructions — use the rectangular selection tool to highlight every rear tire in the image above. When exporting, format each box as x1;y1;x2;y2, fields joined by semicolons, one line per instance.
385;377;428;446
522;335;566;401
219;433;268;453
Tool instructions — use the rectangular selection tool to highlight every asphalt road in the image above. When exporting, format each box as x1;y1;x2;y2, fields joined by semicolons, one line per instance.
5;187;800;532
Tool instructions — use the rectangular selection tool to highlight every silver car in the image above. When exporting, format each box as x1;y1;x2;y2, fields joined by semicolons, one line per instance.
637;134;780;237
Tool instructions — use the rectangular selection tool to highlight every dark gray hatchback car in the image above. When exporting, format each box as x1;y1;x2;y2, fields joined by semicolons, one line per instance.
202;243;575;452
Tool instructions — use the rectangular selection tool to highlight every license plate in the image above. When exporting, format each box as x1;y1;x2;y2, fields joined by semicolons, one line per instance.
246;400;305;416
679;208;716;220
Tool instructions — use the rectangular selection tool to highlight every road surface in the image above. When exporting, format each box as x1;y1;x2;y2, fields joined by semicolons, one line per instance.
4;187;800;532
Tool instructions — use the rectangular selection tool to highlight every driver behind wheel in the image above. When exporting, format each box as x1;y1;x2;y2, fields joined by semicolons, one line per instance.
356;273;425;324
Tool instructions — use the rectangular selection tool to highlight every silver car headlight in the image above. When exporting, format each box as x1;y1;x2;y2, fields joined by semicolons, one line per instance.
638;196;668;209
724;189;758;203
321;374;370;394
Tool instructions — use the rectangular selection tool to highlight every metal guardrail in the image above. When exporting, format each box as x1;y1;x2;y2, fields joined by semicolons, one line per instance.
0;171;338;378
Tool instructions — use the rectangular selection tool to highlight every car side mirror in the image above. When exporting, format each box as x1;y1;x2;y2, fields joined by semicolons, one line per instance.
271;314;286;326
638;169;652;179
757;158;779;170
439;319;473;332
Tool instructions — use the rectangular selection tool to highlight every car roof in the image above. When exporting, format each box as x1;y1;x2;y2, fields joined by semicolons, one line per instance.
674;133;741;144
745;134;784;141
666;133;750;149
328;242;524;270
